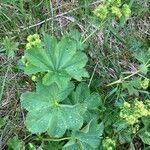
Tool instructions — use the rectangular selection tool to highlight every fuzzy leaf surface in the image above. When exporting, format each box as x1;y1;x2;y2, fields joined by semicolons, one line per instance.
21;81;83;137
63;119;104;150
24;32;89;88
71;83;102;122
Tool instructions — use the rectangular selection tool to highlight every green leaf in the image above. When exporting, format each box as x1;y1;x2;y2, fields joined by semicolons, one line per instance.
139;64;148;75
28;143;36;150
129;142;135;150
138;128;150;145
2;37;18;59
122;78;141;96
0;116;8;128
24;32;89;89
142;116;150;128
43;142;63;150
21;80;83;137
71;83;102;122
113;120;128;131
7;136;25;150
71;83;102;108
133;51;148;63
63;120;104;150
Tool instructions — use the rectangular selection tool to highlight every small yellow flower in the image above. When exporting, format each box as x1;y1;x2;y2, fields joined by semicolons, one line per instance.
111;6;122;18
21;56;26;64
35;39;41;45
32;33;40;39
132;128;136;134
120;111;123;118
31;41;37;46
25;62;29;67
142;109;149;116
94;5;108;20
140;78;149;89
27;35;33;42
113;0;121;7
127;115;137;125
123;101;130;108
122;4;131;18
103;137;116;149
145;99;150;107
26;43;32;50
31;75;36;81
107;147;113;150
120;99;150;125
26;33;41;49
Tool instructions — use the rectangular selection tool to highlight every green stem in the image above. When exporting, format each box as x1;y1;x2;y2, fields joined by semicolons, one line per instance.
82;21;106;44
82;28;98;44
107;63;150;87
36;136;71;142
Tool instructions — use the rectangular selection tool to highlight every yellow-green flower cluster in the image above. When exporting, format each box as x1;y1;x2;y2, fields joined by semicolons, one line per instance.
122;4;131;18
111;6;122;18
26;34;41;49
31;75;37;81
103;137;116;150
105;0;121;7
120;100;150;125
94;0;131;20
94;5;108;20
132;124;140;134
140;78;149;89
145;99;150;107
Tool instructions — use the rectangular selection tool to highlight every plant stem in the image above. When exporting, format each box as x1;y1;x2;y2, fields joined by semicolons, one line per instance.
36;136;71;142
82;21;106;44
107;63;150;87
82;28;98;44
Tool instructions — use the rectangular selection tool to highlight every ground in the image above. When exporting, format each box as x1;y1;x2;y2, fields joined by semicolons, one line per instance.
0;0;150;150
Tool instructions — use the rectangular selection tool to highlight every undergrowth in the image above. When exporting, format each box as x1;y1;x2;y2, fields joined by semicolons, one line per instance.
0;0;150;150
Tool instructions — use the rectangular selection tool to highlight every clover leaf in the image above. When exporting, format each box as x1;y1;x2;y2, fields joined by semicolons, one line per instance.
70;83;102;122
21;80;84;137
24;31;89;89
63;119;104;150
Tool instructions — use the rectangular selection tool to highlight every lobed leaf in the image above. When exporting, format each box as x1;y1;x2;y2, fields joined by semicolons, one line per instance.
63;119;104;150
21;81;83;137
71;83;102;122
24;32;89;89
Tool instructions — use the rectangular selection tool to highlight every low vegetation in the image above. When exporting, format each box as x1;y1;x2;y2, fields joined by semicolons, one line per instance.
0;0;150;149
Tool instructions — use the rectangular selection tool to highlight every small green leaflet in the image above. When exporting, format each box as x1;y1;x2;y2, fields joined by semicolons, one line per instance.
2;37;18;59
139;64;148;75
133;51;149;64
24;31;89;89
21;80;84;137
63;119;104;150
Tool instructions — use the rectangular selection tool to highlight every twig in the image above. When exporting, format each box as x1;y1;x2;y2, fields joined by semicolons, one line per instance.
107;62;150;87
88;62;98;88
